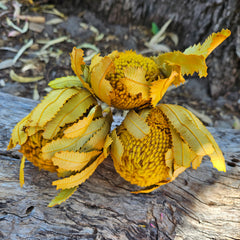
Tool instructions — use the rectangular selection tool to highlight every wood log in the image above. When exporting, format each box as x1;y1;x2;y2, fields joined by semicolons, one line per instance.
0;92;239;240
76;0;240;98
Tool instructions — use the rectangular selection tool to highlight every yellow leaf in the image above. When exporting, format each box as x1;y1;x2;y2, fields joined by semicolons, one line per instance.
19;156;26;187
10;70;43;83
81;111;112;152
184;29;231;58
8;114;30;149
52;153;105;189
90;56;114;105
42;118;106;160
48;186;78;207
150;71;178;106
192;155;203;170
43;89;96;139
159;104;214;156
169;125;192;168
30;88;79;127
63;105;98;138
186;109;226;171
103;134;113;158
70;47;92;92
123;110;150;139
111;129;124;164
52;150;101;171
120;67;149;100
156;51;207;77
48;76;83;89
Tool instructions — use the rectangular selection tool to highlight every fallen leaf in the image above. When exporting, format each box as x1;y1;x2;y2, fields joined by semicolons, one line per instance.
10;70;44;83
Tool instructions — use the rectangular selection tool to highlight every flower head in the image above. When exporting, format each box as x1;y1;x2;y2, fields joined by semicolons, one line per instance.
70;29;230;109
110;104;225;193
8;81;112;206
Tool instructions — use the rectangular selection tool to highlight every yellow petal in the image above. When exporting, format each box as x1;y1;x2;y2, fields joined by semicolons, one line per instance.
120;67;149;100
123;110;150;139
19;156;26;187
48;76;83;89
150;71;178;106
63;106;98;138
52;153;105;189
48;186;78;207
90;56;114;105
43;89;97;139
8;114;30;149
159;104;214;156
30;88;79;127
111;129;124;164
42;118;106;160
186;109;226;171
184;29;231;58
52;150;101;171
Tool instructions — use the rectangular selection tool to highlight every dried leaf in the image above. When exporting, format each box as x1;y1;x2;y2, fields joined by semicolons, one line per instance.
6;17;29;34
48;76;83;89
33;83;40;100
18;15;46;23
159;104;214;156
48;186;78;207
10;70;43;83
30;88;79;127
52;153;105;189
52;150;101;171
46;18;63;25
111;129;124;164
19;156;26;187
123;110;150;139
43;89;96;139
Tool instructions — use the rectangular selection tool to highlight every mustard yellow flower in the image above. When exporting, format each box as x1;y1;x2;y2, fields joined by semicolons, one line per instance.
70;29;230;109
8;80;112;206
110;104;225;193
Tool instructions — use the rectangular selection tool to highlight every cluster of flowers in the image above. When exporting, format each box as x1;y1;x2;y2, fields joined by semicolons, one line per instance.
8;29;230;206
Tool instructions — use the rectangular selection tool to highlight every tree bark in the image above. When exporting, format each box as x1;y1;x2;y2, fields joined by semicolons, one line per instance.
79;0;240;98
0;92;240;240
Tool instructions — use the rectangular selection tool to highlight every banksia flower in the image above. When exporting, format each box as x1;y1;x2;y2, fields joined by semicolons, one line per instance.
70;29;230;109
111;105;226;193
8;79;112;206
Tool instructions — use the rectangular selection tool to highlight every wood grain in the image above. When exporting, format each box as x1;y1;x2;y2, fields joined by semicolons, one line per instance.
0;92;239;240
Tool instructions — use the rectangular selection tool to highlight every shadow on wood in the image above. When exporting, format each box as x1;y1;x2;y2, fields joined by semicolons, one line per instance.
0;92;239;240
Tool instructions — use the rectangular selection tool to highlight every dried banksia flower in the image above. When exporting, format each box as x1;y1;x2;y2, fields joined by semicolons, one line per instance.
8;80;112;206
70;29;230;109
111;105;226;193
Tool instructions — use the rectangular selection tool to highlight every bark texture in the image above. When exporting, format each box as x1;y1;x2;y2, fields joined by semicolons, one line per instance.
80;0;240;98
0;92;240;240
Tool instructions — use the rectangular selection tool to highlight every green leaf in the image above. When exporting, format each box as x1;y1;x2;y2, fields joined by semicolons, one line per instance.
151;22;159;35
48;186;78;207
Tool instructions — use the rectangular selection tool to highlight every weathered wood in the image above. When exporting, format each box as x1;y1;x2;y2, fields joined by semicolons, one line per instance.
0;92;239;240
78;0;240;98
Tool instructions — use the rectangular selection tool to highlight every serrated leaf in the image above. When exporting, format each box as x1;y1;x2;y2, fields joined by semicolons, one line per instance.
184;29;231;58
8;114;30;149
43;89;96;139
52;150;101;171
48;76;83;89
159;104;214;156
103;134;113;158
186;109;226;172
48;186;78;207
111;129;124;164
42;118;106;160
90;56;114;105
123;110;150;139
30;88;79;127
52;153;105;189
63;105;98;138
120;67;149;100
